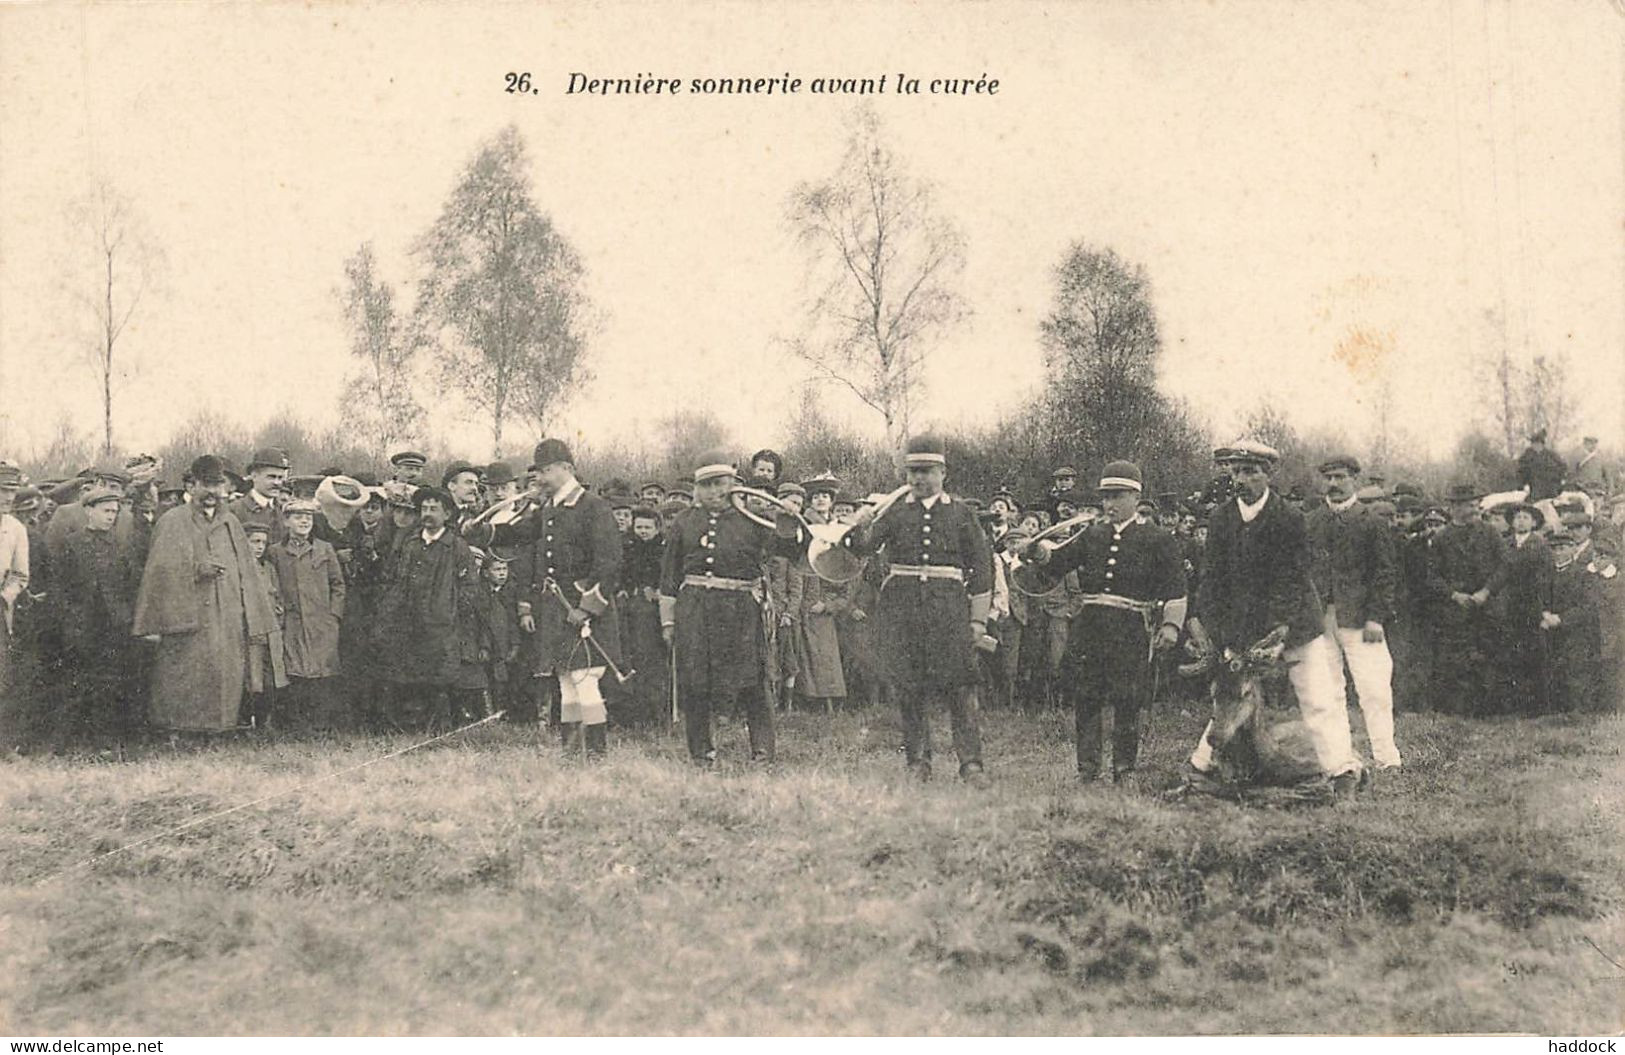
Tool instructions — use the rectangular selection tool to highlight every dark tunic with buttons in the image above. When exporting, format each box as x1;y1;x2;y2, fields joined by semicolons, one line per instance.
858;492;992;690
480;480;622;675
1042;518;1185;683
659;506;771;698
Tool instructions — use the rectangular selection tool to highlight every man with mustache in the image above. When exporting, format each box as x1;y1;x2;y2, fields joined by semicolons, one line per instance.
133;455;276;733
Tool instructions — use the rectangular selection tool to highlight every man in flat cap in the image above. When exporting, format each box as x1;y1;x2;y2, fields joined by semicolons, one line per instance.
134;455;277;734
44;459;132;561
50;485;144;754
1047;465;1079;520
1305;453;1402;770
1022;460;1186;783
1572;435;1612;498
229;447;292;545
466;439;623;757
1184;440;1365;793
659;450;792;766
848;434;994;784
389;450;428;485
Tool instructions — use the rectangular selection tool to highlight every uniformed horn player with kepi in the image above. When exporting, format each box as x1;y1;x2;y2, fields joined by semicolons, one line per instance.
1020;460;1187;783
658;450;799;767
845;434;994;785
463;438;623;759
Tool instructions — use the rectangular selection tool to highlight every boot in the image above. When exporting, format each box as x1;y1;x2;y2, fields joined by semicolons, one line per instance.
584;723;608;761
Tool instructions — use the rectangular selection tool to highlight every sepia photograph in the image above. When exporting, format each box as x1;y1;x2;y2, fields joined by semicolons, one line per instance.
0;0;1621;1039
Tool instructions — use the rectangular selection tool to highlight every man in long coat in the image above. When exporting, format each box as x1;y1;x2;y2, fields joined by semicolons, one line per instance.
371;486;480;730
133;455;276;733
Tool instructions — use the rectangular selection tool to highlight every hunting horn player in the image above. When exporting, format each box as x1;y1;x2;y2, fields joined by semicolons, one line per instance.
658;450;793;767
845;434;994;785
1182;440;1366;795
463;439;623;759
1021;460;1186;784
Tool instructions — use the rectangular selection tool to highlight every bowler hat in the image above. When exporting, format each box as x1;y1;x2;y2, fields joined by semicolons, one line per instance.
246;447;291;472
532;439;574;470
442;461;480;487
189;455;229;486
1508;502;1545;529
1444;481;1484;502
484;461;517;487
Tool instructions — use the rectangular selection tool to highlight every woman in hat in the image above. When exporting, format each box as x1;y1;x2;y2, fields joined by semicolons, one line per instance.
1425;482;1507;716
790;477;847;712
1497;502;1556;715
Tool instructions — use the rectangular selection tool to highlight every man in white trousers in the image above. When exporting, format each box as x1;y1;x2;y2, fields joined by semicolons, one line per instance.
1183;440;1365;794
1305;454;1402;770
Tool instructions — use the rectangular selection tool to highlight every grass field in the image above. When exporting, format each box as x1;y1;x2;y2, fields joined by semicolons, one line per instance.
0;699;1621;1036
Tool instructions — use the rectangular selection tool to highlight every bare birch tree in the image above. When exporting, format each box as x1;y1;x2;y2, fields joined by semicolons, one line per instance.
786;107;967;460
337;243;425;457
60;179;164;455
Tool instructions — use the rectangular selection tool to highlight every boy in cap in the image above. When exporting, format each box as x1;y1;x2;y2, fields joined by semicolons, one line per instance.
467;439;623;757
268;499;348;732
660;450;795;766
847;434;993;784
241;518;289;730
49;486;144;754
1022;460;1186;782
1305;454;1402;769
639;481;668;506
1183;441;1365;793
479;548;523;721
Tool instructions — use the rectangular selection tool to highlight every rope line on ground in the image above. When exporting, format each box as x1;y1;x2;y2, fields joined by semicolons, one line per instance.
29;710;507;889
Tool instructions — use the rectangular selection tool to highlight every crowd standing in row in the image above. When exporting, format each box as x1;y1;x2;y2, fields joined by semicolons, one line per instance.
0;427;1618;792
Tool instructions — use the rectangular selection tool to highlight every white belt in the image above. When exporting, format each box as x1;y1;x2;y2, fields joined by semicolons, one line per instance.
681;574;759;592
885;563;965;586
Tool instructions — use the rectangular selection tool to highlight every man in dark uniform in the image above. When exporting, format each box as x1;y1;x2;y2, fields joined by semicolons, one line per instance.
1425;482;1506;716
1022;460;1185;783
659;451;785;766
850;434;994;784
465;439;622;758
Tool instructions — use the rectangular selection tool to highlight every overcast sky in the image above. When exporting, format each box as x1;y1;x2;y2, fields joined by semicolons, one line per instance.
2;0;1620;467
